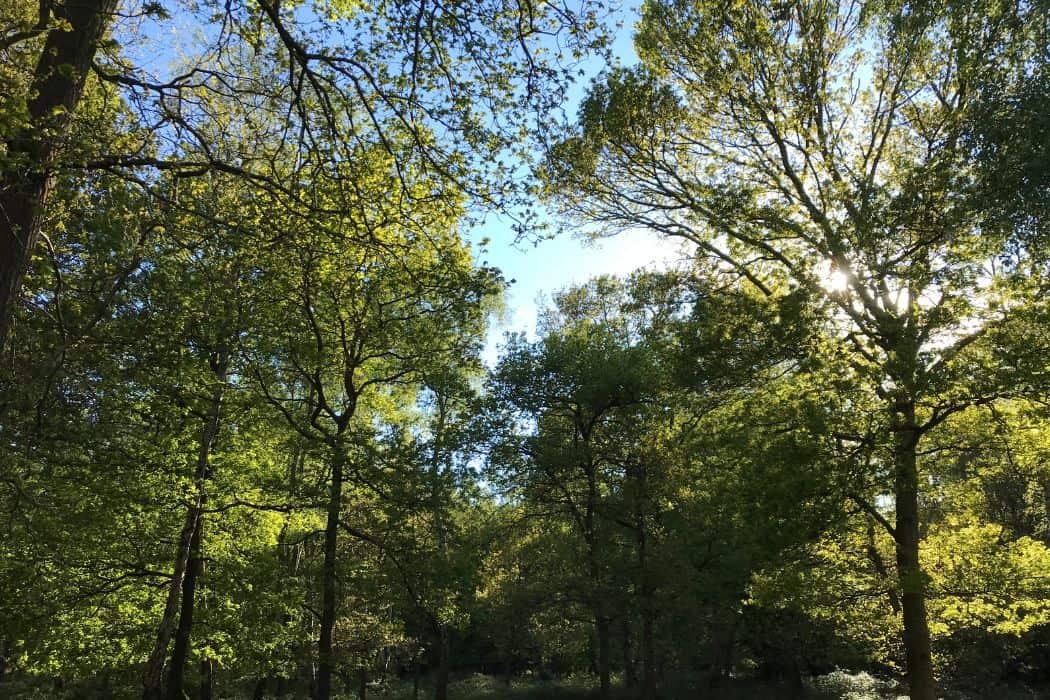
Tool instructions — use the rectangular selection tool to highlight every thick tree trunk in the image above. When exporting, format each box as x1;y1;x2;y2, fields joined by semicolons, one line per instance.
316;446;345;700
893;403;936;700
0;0;117;350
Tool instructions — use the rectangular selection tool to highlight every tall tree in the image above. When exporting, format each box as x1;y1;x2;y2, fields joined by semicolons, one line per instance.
247;150;500;700
543;2;1048;697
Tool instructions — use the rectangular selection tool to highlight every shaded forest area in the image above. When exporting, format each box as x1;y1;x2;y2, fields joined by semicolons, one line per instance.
2;1;1050;699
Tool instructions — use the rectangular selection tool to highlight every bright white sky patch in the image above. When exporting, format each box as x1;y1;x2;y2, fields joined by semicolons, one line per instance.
823;269;850;293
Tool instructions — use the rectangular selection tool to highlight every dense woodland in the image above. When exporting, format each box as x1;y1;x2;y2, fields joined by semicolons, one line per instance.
2;0;1050;699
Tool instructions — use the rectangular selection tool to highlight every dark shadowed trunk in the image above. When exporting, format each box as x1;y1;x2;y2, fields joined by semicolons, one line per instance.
634;463;656;700
166;515;203;700
142;499;199;699
429;397;451;700
433;626;450;700
621;618;636;689
199;655;213;700
0;0;118;350
144;368;224;700
595;611;612;699
1042;477;1050;546
316;445;345;700
708;613;737;689
893;400;935;700
583;476;611;699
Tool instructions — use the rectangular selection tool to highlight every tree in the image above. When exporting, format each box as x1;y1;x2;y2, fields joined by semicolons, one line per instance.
0;0;118;347
543;2;1049;697
0;0;605;351
246;149;500;700
490;279;659;698
488;271;828;697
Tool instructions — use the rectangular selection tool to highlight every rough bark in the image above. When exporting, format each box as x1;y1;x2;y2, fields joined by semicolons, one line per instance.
0;0;117;350
316;445;345;700
893;401;936;700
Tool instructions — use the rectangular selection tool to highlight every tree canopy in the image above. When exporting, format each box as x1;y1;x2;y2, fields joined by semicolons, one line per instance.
2;1;1049;700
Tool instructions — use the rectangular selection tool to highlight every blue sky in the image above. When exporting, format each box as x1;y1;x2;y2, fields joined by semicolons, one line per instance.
476;228;688;364
471;1;693;364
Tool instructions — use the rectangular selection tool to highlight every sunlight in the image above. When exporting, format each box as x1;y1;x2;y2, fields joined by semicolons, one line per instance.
822;267;850;293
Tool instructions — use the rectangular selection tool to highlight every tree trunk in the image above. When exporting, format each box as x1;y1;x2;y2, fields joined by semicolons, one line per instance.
639;568;656;700
708;612;737;689
429;398;451;700
199;656;213;700
144;378;224;700
893;403;936;700
0;0;117;350
621;618;636;689
142;504;201;699
1041;476;1050;546
167;515;203;700
0;638;10;683
635;465;656;700
595;612;612;699
316;445;345;700
433;626;450;700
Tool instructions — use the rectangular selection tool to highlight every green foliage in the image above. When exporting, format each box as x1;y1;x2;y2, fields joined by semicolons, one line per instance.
4;1;1050;698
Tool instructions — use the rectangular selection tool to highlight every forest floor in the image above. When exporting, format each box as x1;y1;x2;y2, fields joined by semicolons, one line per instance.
6;670;1047;698
345;671;1047;700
